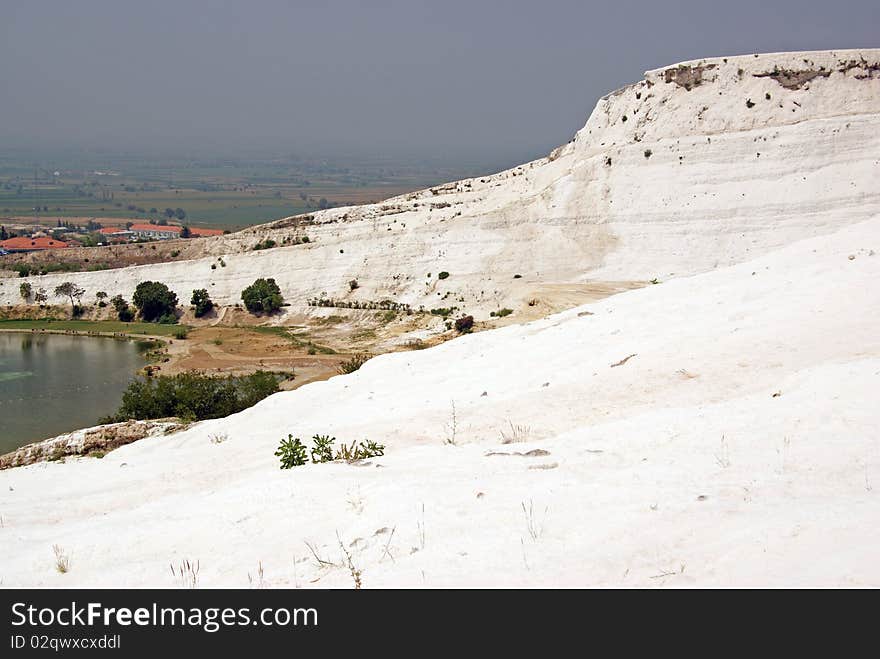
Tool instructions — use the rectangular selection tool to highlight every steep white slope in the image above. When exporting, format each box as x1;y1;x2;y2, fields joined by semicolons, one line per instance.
3;49;878;315
1;215;877;587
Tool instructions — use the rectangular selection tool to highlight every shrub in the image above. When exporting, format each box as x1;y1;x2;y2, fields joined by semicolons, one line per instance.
349;279;359;291
338;353;370;374
438;271;450;280
279;435;385;467
111;295;135;322
454;315;474;333
491;308;513;318
103;371;280;423
253;239;277;251
644;149;653;158
311;434;336;463
173;328;189;340
133;281;178;322
71;304;85;318
276;435;307;469
190;289;214;317
335;439;385;462
241;278;284;314
19;282;32;301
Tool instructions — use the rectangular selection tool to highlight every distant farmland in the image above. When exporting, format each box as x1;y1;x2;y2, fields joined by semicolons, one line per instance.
0;151;496;230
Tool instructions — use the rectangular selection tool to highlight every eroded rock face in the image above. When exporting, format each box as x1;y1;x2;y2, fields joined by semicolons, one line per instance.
0;419;184;470
663;63;717;90
753;68;831;90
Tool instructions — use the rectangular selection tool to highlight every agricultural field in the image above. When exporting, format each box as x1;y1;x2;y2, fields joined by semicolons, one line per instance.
0;148;493;231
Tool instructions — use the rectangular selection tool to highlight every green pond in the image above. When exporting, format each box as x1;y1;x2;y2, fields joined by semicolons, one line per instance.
0;333;149;453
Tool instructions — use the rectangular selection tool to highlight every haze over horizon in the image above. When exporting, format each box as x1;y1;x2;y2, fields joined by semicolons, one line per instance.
2;0;877;166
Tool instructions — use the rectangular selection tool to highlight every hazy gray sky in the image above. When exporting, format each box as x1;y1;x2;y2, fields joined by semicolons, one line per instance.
1;0;877;162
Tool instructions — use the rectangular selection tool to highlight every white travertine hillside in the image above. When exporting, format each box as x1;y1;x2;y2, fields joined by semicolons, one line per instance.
1;213;877;586
3;49;878;315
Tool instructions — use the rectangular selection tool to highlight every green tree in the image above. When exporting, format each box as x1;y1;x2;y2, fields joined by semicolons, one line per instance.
132;281;178;322
19;282;33;301
54;281;85;308
190;288;214;317
175;208;186;221
180;225;191;238
111;295;134;322
241;278;284;314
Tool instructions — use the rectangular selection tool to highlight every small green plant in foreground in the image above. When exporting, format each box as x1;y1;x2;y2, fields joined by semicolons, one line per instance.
278;435;384;468
311;434;336;463
276;435;308;469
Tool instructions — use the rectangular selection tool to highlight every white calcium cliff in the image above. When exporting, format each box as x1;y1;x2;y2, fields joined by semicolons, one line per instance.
3;49;878;315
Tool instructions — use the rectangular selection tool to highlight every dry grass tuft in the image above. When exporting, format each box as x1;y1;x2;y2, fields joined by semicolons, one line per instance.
500;420;531;444
53;545;70;574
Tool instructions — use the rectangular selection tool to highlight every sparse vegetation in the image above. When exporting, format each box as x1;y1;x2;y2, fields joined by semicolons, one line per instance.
500;421;531;444
490;308;513;318
53;544;71;574
335;439;384;462
278;434;384;468
309;296;410;312
338;353;370;374
252;238;277;250
170;559;200;589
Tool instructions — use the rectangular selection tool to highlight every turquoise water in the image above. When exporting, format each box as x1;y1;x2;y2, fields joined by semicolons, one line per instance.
0;333;147;453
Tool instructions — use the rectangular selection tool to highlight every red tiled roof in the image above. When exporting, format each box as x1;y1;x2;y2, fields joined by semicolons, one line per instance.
98;227;129;235
128;223;224;237
0;237;70;250
190;227;225;237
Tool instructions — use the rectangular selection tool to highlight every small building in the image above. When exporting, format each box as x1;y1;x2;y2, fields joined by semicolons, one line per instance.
128;223;224;240
97;227;134;243
0;236;70;253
